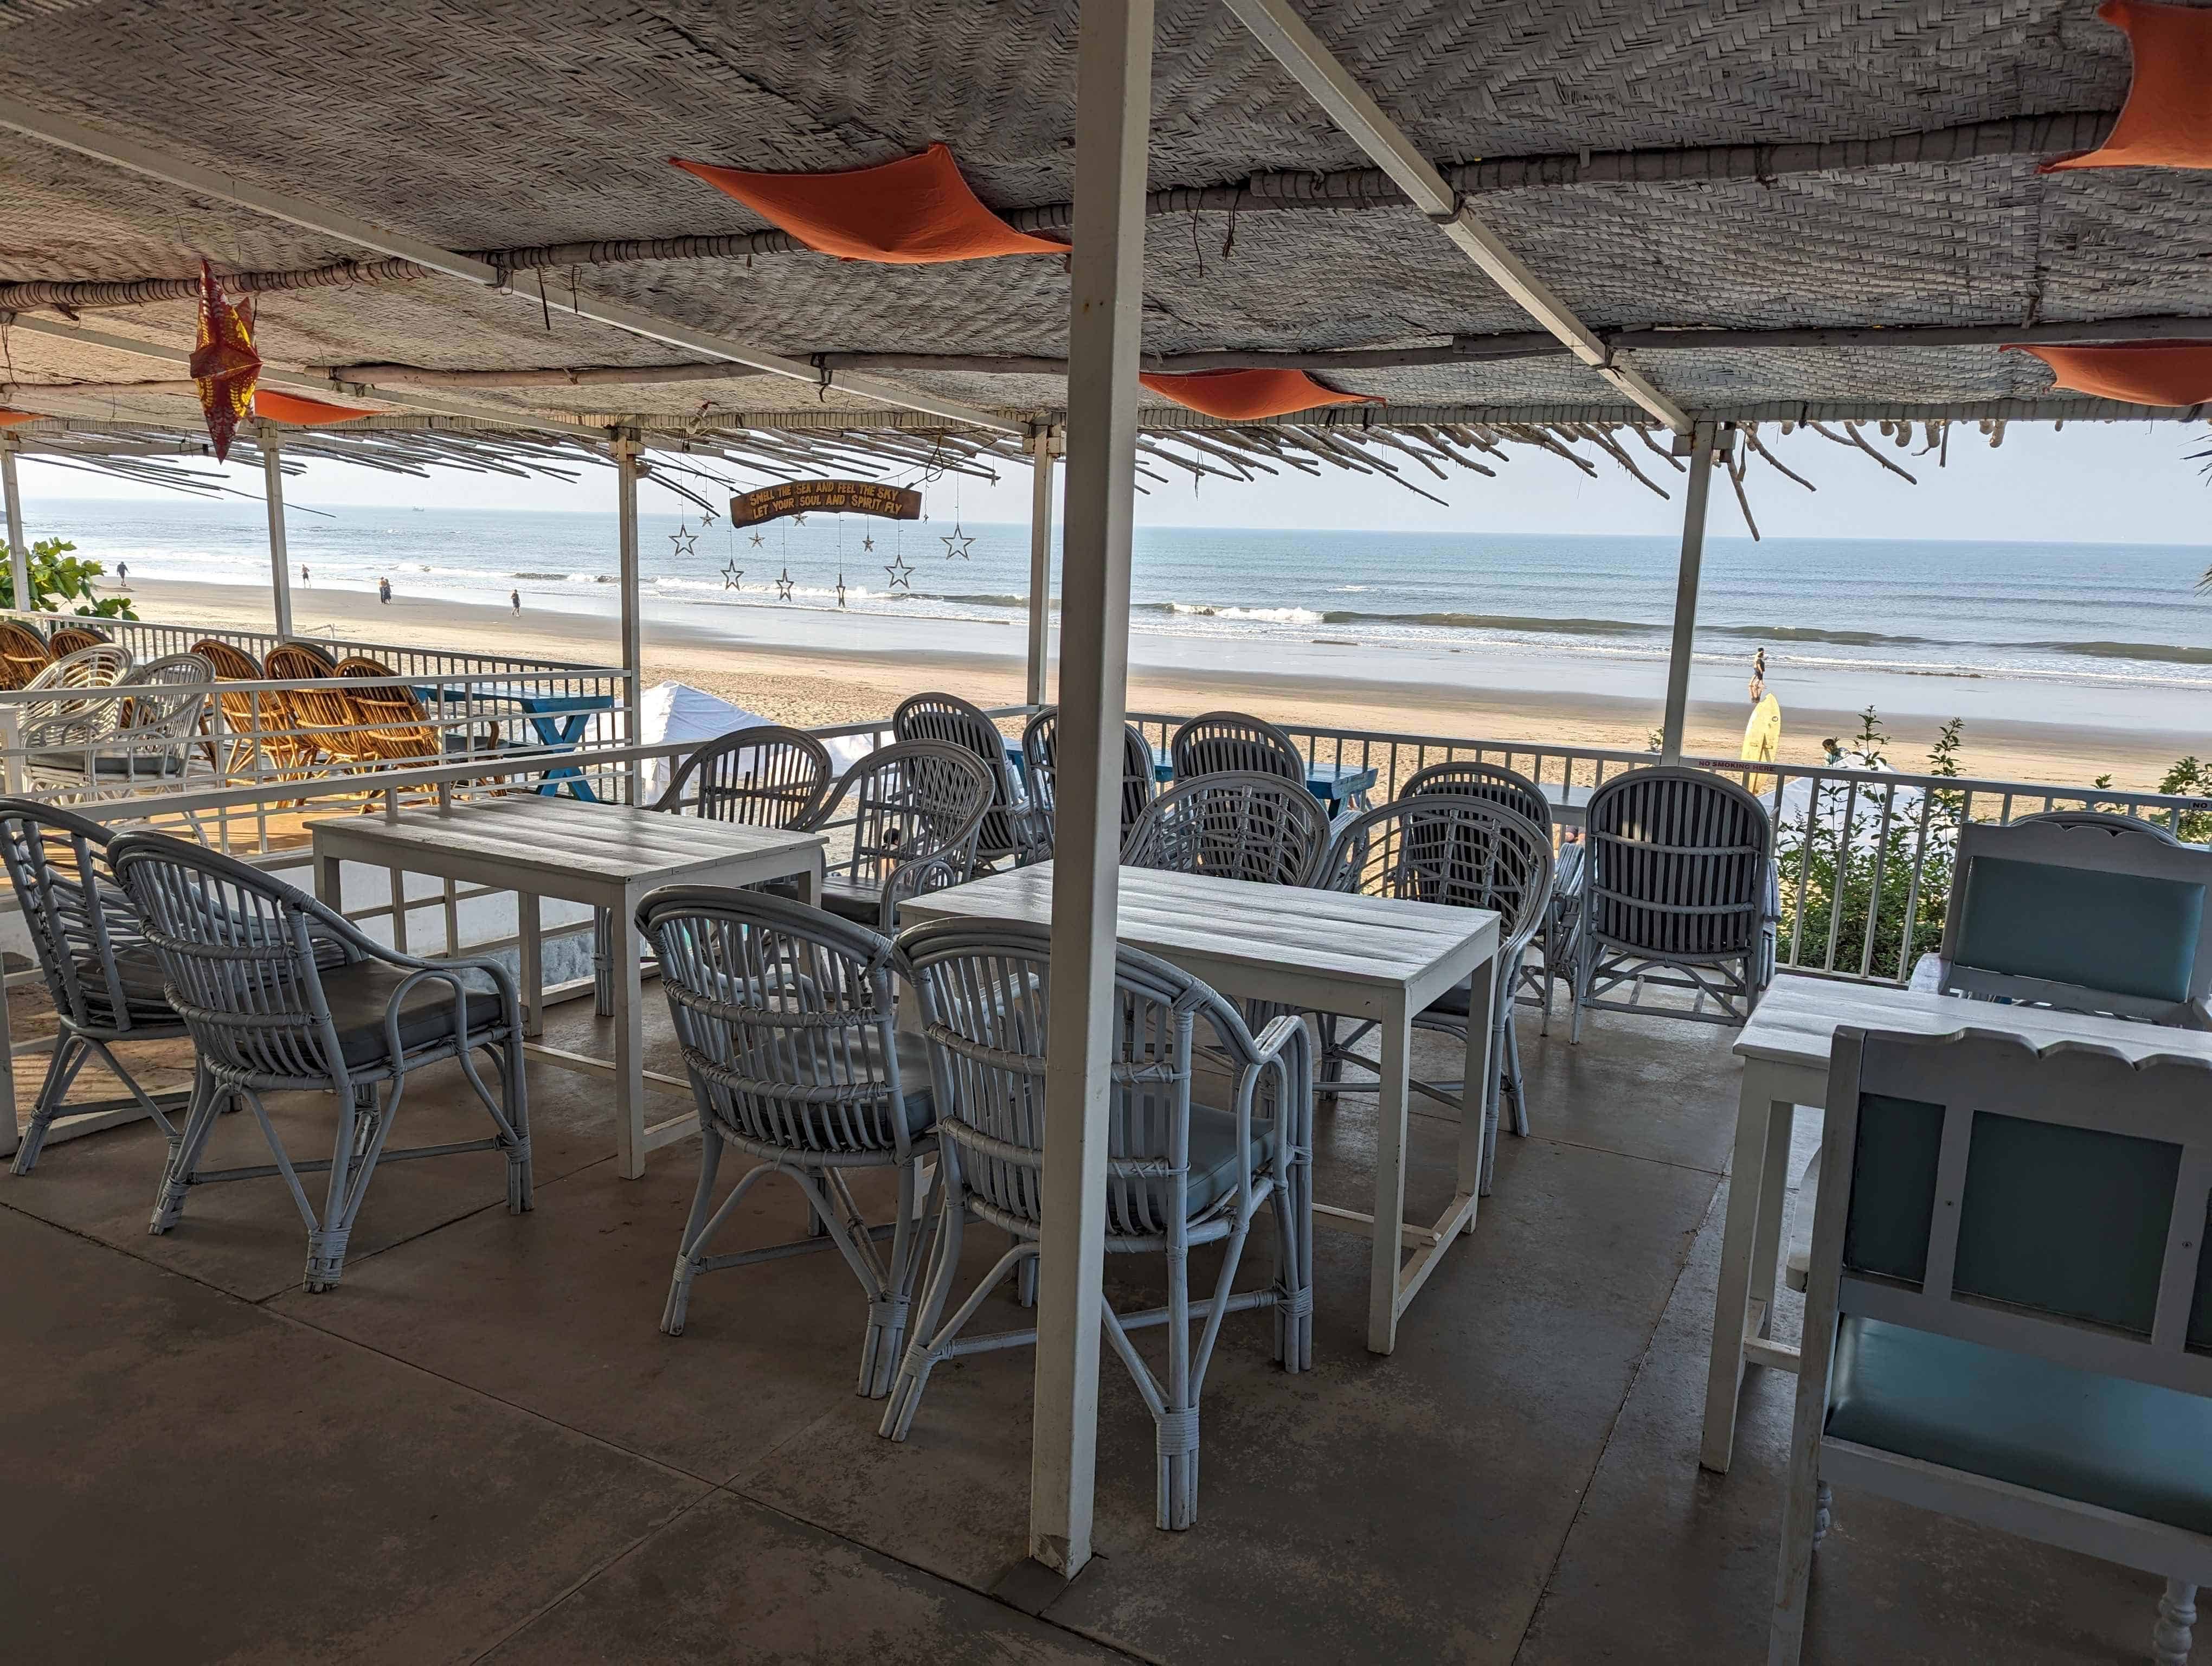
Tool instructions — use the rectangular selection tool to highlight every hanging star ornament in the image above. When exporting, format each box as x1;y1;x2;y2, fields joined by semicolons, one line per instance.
700;504;718;526
884;552;914;590
835;571;848;609
940;522;975;560
775;568;795;601
790;512;807;526
670;523;697;558
721;560;743;589
749;530;765;547
861;533;876;552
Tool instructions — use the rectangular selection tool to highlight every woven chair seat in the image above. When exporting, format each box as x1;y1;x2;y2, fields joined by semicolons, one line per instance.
318;960;505;1068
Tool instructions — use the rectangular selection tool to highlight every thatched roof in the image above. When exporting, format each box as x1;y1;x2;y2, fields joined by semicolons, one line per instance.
0;0;2205;490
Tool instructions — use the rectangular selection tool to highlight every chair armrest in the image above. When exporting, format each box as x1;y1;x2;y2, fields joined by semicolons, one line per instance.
878;848;973;931
1906;952;1947;995
2187;996;2212;1032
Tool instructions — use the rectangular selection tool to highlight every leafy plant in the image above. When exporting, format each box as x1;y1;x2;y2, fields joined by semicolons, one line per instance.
0;536;137;618
2155;755;2212;844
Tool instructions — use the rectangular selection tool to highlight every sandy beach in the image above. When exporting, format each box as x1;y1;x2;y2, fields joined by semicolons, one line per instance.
124;575;2197;793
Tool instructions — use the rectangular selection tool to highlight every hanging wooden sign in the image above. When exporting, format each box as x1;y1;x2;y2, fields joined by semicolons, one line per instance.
728;479;922;528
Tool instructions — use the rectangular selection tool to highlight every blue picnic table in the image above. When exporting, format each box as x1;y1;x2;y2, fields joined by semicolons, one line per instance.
411;686;616;800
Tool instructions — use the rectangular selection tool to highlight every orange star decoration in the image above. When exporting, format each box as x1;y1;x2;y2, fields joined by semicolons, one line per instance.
189;260;260;461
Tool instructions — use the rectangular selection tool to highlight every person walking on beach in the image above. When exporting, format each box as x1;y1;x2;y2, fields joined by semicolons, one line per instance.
378;575;391;605
115;561;128;588
301;563;310;587
510;588;520;614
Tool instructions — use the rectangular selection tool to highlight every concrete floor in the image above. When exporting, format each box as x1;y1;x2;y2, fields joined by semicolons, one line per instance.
0;994;2179;1664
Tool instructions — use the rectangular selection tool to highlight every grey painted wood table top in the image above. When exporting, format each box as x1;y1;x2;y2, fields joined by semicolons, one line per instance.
1737;975;2212;1071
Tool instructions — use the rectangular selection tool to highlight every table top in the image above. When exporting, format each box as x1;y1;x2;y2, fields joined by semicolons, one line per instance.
900;860;1497;1003
1736;974;2212;1072
308;797;825;888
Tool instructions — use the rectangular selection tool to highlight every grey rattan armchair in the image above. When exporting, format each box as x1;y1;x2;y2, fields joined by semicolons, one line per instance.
1572;766;1774;1038
1020;707;1156;843
881;917;1311;1532
1169;709;1307;784
640;886;937;1396
893;691;1048;866
1121;770;1331;887
800;740;994;932
1319;798;1555;1191
1405;759;1583;1033
0;800;193;1173
109;831;530;1292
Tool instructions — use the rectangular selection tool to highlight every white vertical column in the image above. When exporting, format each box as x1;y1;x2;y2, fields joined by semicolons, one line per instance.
2;435;29;614
1026;424;1059;707
1030;0;1153;1581
614;432;644;804
259;426;295;640
1658;419;1718;764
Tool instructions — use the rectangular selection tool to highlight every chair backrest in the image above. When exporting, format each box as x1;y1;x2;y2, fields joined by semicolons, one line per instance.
0;798;158;1034
1170;709;1307;784
191;638;306;773
638;885;923;1158
1814;1026;2212;1402
810;740;994;914
24;643;131;692
1403;759;1554;836
1019;707;1155;839
1121;770;1331;887
1322;798;1555;960
2014;808;2182;844
191;638;265;681
117;652;213;739
652;723;832;828
109;830;359;1087
274;639;339;671
892;691;1026;861
45;624;110;656
1583;766;1770;960
1939;815;2212;1024
333;656;439;760
899;914;1263;1238
264;643;358;742
0;619;54;689
21;644;135;741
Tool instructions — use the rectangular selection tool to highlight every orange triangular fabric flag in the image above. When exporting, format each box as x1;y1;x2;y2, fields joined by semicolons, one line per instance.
0;411;41;428
189;261;260;462
671;143;1065;264
254;389;375;426
2009;342;2212;406
2043;1;2212;170
1139;368;1380;421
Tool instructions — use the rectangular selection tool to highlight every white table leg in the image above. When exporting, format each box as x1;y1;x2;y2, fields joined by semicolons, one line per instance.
798;848;824;908
1458;948;1499;1228
313;848;340;909
1368;993;1413;1355
1701;1069;1788;1473
614;881;646;1180
517;891;543;1039
1747;1097;1799;1340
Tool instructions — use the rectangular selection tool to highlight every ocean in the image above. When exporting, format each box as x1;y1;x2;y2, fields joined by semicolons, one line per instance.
36;496;2212;734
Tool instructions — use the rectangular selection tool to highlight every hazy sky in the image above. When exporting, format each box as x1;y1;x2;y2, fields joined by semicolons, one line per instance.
20;417;2211;546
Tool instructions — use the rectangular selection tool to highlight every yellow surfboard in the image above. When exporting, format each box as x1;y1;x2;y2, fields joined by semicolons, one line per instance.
1741;692;1782;793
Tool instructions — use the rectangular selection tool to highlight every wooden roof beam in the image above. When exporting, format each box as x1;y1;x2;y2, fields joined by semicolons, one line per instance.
1215;0;1690;433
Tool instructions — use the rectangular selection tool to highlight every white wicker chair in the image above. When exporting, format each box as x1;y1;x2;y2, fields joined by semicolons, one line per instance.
892;691;1048;866
1121;770;1330;887
1169;709;1307;784
800;740;995;931
880;916;1311;1532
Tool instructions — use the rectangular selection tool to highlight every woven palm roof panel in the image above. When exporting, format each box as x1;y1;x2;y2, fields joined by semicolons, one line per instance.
0;0;2204;437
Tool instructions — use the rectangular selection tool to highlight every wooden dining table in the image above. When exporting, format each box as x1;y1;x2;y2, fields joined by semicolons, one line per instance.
899;860;1501;1354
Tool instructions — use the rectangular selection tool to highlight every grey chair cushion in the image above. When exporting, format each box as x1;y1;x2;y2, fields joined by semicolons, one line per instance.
30;751;187;777
1827;1315;2212;1536
1178;1103;1278;1215
317;960;507;1068
705;1022;934;1141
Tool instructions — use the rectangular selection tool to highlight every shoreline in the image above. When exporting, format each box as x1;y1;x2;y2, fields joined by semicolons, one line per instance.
117;575;2197;793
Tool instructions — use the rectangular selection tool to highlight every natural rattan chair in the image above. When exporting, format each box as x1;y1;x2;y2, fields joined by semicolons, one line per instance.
333;656;450;766
640;885;937;1396
1019;707;1156;843
1405;759;1584;1033
110;831;530;1292
265;642;377;769
1121;770;1331;887
44;623;111;657
0;801;192;1173
799;740;994;932
1170;709;1308;785
892;691;1047;866
1318;797;1555;1189
1572;766;1774;1038
193;637;314;778
881;916;1311;1532
0;619;54;689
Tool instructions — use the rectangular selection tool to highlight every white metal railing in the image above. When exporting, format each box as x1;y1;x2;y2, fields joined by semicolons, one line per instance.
1129;709;2212;986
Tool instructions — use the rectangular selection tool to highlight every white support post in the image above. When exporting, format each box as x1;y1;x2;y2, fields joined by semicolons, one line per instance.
1026;425;1059;708
614;432;644;805
1;435;27;614
1030;0;1153;1582
259;426;295;640
1659;420;1719;763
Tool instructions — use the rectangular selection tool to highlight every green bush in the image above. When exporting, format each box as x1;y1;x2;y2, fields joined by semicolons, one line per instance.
0;536;137;619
